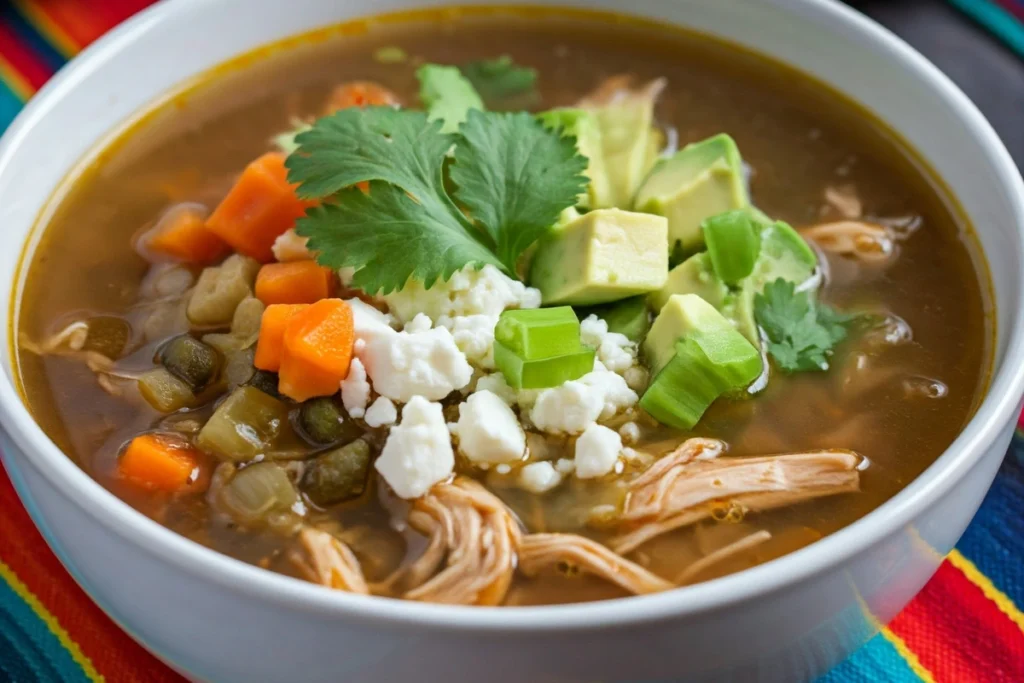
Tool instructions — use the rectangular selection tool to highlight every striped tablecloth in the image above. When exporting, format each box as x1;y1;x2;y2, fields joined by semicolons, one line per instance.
2;1;1023;681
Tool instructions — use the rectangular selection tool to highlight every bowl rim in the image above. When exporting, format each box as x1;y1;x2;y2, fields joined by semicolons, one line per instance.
1;0;1023;632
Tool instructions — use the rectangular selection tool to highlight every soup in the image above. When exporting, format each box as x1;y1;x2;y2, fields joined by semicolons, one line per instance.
15;8;991;606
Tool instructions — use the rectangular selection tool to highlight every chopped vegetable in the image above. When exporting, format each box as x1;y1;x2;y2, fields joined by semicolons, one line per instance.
494;307;581;359
144;205;228;264
373;46;407;64
493;342;595;390
231;296;266;340
222;347;256;389
187;254;260;326
118;433;206;492
301;438;372;507
324;81;399;113
278;299;355;402
248;369;280;398
253;303;309;372
158;335;219;391
461;55;537;101
196;386;292;461
577;297;651;342
217;462;298;525
702;210;761;284
298;396;361;446
754;278;853;373
137;368;195;412
416;64;484;132
254;260;335;305
288;107;587;294
206;152;314;263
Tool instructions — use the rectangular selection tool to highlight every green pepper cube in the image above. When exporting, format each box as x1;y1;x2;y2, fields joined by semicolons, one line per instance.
494;306;582;360
494;341;595;390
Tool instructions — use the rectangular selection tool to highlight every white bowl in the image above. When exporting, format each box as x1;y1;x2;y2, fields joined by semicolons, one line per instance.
1;1;1022;681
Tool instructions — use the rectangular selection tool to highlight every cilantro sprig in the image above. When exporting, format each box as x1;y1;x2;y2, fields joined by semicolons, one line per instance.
754;278;855;372
462;56;537;101
286;106;587;294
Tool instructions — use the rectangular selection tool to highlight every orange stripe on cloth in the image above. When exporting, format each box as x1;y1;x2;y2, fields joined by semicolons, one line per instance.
889;558;1024;682
880;626;937;682
0;560;102;682
0;467;183;682
15;0;154;55
0;52;35;101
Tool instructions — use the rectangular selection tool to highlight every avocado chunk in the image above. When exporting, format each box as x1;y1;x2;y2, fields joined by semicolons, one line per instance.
649;252;729;314
644;293;754;375
538;108;611;209
634;134;749;256
529;208;669;305
577;296;651;342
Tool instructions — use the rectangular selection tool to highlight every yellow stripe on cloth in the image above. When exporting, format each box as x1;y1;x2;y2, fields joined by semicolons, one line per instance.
881;626;937;683
0;560;104;682
949;548;1024;632
11;0;80;59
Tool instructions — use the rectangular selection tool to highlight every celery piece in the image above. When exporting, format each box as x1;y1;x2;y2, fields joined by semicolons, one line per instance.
494;306;582;360
494;341;595;389
217;462;298;526
702;210;761;285
137;367;195;413
640;331;762;430
196;386;291;461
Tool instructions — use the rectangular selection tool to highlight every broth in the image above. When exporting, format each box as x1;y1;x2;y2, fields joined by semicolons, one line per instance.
15;7;991;605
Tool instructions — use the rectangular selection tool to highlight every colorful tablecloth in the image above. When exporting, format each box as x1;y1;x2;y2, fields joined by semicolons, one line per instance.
2;1;1023;681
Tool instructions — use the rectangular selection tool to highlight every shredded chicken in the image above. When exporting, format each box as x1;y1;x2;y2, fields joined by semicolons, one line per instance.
520;533;674;595
823;185;862;219
374;478;521;606
674;530;772;584
577;74;667;108
611;440;860;553
18;322;132;396
290;527;370;594
800;220;896;264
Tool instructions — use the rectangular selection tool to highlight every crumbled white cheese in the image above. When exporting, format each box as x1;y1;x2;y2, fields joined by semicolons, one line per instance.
440;313;499;368
575;424;623;479
345;298;396;345
340;357;371;418
452;390;526;464
580;315;637;374
518;461;563;494
362;314;473;402
383;264;541;323
495;463;512;475
527;364;637;435
555;458;576;475
580;367;639;420
475;373;517;405
619;421;641;444
624;365;649;392
364;396;397;428
375;396;454;499
271;229;313;262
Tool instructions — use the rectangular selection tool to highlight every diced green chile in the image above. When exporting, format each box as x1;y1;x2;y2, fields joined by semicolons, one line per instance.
158;335;219;391
301;439;373;507
248;370;280;398
298;397;360;446
196;386;291;461
218;462;298;525
138;367;195;412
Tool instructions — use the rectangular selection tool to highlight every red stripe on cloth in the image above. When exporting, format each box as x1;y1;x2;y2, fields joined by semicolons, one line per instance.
0;24;53;90
889;560;1024;683
0;465;183;682
22;0;152;50
995;0;1024;21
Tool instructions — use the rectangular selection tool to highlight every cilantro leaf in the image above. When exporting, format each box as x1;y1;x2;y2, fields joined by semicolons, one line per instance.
462;56;537;100
450;110;588;269
754;278;854;373
416;65;484;133
298;183;502;294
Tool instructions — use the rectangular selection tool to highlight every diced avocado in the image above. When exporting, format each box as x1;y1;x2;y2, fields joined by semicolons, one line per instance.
495;306;582;360
578;296;651;342
634;134;749;256
644;293;742;375
649;252;728;313
529;208;668;305
583;93;662;209
538;108;611;209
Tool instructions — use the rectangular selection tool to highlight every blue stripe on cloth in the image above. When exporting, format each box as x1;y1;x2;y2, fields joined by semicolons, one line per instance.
0;4;66;72
0;79;25;131
0;576;88;683
818;633;923;682
955;439;1024;614
948;0;1024;58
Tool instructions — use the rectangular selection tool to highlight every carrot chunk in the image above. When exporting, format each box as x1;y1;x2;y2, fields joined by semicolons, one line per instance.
255;260;335;305
278;299;354;402
144;206;229;264
254;303;309;372
118;433;207;493
324;81;399;113
206;152;314;263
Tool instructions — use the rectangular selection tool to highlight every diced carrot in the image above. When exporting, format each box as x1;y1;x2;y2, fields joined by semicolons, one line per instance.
324;81;399;114
144;206;229;264
278;299;354;402
205;152;315;263
118;433;208;493
255;260;335;305
254;303;309;372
